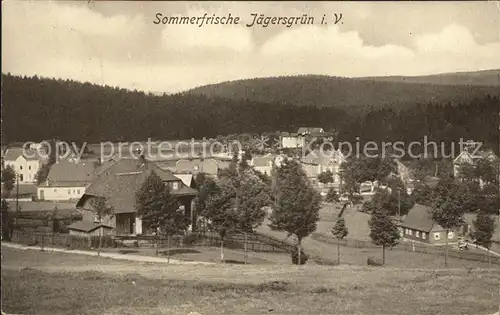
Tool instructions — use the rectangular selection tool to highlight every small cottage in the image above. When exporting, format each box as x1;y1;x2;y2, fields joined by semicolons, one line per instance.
399;204;459;245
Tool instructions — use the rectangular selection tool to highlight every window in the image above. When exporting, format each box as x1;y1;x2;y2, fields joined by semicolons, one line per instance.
172;182;179;190
416;231;420;238
422;232;427;239
68;189;71;195
433;232;441;240
447;231;454;239
405;228;408;235
20;166;23;170
19;174;24;181
29;166;31;170
408;229;413;236
77;189;80;194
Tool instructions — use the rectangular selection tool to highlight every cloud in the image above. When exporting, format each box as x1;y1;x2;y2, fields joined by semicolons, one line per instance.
416;24;483;54
411;24;500;73
260;26;415;60
159;10;254;53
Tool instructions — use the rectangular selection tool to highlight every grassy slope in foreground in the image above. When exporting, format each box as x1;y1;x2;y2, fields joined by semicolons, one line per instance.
2;247;500;315
184;71;500;109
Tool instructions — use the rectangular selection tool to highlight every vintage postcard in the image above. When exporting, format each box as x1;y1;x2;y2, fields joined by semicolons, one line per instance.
1;1;500;314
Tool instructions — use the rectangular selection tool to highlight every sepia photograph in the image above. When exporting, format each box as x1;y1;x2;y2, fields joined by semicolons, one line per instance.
1;1;500;314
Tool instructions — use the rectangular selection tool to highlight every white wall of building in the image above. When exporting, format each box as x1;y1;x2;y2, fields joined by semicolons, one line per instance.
37;186;86;201
4;156;41;184
281;136;305;149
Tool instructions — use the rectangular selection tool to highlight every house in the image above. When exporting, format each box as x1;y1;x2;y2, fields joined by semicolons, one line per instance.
156;156;232;177
453;145;499;179
280;127;331;149
280;132;304;149
394;159;411;184
174;173;196;188
399;204;460;245
250;154;277;176
2;148;43;183
75;157;198;236
303;149;346;187
300;161;322;186
67;221;113;237
37;158;101;201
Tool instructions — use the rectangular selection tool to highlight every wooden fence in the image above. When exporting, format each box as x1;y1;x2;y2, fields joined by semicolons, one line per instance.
312;233;500;265
9;230;292;254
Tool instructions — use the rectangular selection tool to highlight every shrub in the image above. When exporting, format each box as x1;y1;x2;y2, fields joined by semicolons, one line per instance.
367;256;383;266
291;245;309;265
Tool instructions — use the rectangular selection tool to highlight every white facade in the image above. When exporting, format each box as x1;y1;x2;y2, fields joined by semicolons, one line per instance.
281;135;305;149
37;185;86;201
4;155;41;184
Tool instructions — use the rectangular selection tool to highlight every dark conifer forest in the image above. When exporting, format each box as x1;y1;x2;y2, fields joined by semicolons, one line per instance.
1;73;499;155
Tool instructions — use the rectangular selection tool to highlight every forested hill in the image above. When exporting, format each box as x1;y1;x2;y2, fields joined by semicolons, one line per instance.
1;74;350;143
1;74;499;153
184;73;500;110
356;69;500;87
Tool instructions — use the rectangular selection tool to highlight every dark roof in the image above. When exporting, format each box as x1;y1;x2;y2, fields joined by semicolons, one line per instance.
80;158;194;214
3;148;41;161
67;221;113;233
171;186;197;196
1;184;37;196
401;204;443;232
96;158;179;181
42;159;99;187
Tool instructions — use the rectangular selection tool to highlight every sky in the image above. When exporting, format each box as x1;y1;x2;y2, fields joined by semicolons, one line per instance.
2;1;500;93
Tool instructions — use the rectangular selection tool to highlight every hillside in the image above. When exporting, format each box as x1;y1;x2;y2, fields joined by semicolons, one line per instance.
184;72;500;109
358;69;500;86
2;74;499;151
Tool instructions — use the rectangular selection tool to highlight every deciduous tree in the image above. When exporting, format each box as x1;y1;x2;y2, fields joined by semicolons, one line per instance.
431;176;467;267
318;170;334;184
136;171;184;259
368;208;400;265
34;164;51;186
472;210;496;267
1;165;16;197
269;158;321;265
331;217;348;264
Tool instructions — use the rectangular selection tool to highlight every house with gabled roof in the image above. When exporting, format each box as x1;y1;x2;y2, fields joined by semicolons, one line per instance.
2;147;44;183
399;204;460;245
453;145;499;183
280;127;333;149
75;157;197;235
37;158;101;201
303;149;345;186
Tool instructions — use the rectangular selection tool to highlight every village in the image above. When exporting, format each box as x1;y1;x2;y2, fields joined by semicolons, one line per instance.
2;1;500;314
1;127;499;269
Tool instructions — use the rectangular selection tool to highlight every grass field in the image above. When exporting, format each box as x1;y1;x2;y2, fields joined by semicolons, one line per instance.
256;202;500;269
101;246;291;265
2;247;499;315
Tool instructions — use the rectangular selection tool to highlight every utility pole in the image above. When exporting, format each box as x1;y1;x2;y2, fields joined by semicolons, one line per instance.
15;173;19;227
